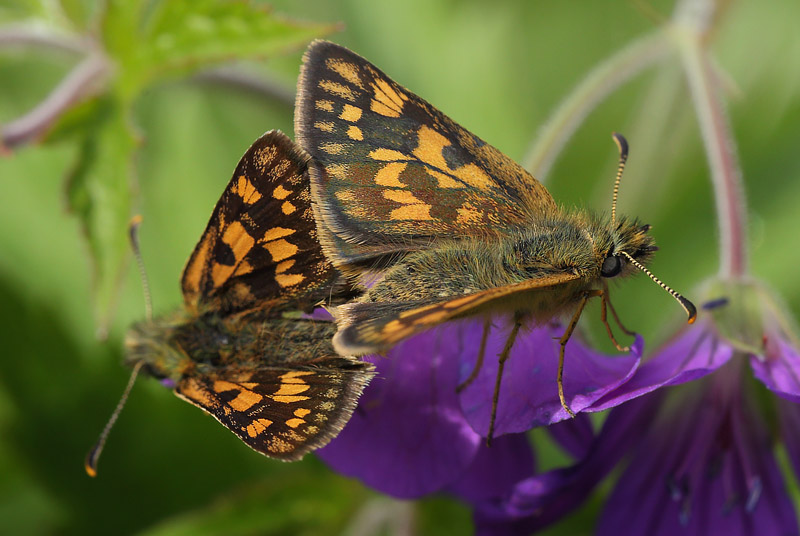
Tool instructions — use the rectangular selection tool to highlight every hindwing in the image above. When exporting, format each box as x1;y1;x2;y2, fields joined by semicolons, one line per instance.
181;130;338;314
175;358;375;461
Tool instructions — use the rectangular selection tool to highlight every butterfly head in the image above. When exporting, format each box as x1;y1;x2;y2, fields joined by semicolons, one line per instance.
124;315;189;385
592;213;696;323
598;217;657;279
86;314;186;477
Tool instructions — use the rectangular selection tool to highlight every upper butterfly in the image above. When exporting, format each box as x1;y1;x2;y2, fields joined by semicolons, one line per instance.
294;41;695;437
86;130;374;475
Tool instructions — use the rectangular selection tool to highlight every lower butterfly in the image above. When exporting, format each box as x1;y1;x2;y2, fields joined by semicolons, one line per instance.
86;130;374;476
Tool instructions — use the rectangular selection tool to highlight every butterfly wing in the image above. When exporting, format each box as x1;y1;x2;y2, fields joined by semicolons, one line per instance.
175;357;375;461
181;130;341;315
295;40;556;271
333;273;581;355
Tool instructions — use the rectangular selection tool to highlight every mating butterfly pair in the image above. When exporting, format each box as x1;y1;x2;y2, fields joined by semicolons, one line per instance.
89;41;694;472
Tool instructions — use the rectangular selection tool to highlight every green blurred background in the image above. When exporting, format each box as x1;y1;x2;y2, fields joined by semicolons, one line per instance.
1;1;799;534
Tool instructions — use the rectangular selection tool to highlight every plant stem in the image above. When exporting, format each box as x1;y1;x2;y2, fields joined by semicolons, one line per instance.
671;0;748;278
0;25;88;54
191;66;295;107
1;50;111;148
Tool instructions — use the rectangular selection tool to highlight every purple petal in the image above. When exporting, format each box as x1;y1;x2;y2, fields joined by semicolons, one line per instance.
448;433;535;505
597;365;798;536
589;320;733;411
473;395;660;532
160;378;176;389
301;307;335;322
317;323;481;498
546;413;595;460
776;397;800;480
750;333;800;402
630;333;645;357
458;319;640;436
474;514;535;534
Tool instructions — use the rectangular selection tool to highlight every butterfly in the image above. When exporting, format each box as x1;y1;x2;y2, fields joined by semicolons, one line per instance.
86;130;374;475
294;41;695;439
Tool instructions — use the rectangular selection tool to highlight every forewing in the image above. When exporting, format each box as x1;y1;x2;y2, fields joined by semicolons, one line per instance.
181;130;338;314
333;273;581;355
175;358;375;461
295;40;556;270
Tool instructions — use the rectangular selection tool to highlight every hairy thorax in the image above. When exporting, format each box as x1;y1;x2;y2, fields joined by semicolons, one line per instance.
359;210;654;323
365;224;593;317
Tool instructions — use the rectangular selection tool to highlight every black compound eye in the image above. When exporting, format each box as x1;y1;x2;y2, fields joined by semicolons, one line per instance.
601;255;622;278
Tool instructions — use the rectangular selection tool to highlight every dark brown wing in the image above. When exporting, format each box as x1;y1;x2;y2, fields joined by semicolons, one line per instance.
181;130;338;314
333;273;581;355
295;40;556;272
175;358;375;461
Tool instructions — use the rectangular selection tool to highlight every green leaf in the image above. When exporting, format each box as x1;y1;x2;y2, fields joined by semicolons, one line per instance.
64;96;136;336
139;467;367;536
41;96;104;145
57;0;99;31
108;0;338;96
0;0;88;30
0;0;48;22
99;0;145;86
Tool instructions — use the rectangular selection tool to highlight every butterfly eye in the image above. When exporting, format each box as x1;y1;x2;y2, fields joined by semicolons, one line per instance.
601;255;622;278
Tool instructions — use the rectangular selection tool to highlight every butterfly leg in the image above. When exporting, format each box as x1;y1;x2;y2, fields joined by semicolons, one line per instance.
558;290;603;417
599;285;630;352
456;318;492;394
487;313;524;445
602;282;636;337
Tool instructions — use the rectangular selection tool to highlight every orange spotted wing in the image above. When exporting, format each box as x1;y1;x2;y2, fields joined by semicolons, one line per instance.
295;40;556;272
175;360;369;461
181;130;338;314
120;130;374;464
332;273;582;355
284;41;686;431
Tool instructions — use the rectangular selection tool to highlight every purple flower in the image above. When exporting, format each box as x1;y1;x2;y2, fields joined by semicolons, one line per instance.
318;323;486;498
477;288;800;535
318;315;640;501
597;359;796;536
457;320;641;435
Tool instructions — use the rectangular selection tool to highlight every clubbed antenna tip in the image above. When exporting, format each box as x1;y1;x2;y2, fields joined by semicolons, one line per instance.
610;133;629;227
84;361;144;477
619;251;697;324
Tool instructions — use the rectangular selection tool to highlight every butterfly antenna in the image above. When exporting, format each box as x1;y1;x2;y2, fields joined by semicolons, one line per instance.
619;251;697;323
610;132;629;228
129;215;153;322
85;361;144;477
85;215;154;477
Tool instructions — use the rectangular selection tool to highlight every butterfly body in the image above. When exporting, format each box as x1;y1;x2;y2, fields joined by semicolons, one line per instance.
112;130;374;463
333;211;654;354
294;41;693;424
126;311;340;381
294;42;657;344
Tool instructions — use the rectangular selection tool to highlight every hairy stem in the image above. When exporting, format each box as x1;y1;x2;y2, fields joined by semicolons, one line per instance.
191;66;295;106
671;0;748;278
1;50;111;148
0;25;89;54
